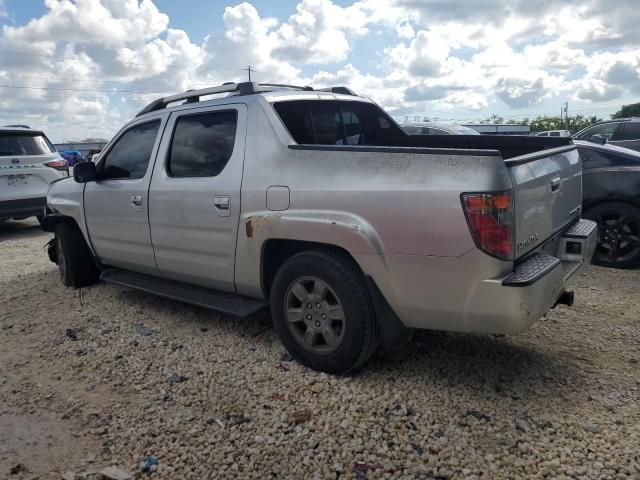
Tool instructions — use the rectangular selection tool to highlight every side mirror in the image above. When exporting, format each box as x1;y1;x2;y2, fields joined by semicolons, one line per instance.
599;137;608;145
74;161;98;183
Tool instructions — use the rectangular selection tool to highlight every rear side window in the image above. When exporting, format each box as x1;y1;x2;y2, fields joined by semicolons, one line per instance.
168;111;237;177
620;123;640;141
550;132;560;136
0;133;55;156
273;100;403;146
102;120;160;180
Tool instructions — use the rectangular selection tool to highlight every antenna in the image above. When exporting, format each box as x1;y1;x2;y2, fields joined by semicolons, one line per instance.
244;66;254;81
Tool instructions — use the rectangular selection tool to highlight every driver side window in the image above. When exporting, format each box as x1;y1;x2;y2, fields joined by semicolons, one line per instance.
102;120;161;180
578;123;619;142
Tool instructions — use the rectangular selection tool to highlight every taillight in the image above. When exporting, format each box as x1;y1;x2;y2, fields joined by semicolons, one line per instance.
45;159;69;172
461;190;514;260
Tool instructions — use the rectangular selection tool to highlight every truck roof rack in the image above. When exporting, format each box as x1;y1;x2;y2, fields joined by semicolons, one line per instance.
136;82;357;117
3;124;31;129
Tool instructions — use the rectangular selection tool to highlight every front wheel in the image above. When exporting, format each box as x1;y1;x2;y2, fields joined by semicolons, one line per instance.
270;250;379;374
55;222;99;287
584;202;640;269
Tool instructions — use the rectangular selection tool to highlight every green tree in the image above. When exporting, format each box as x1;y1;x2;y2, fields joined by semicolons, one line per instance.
612;102;640;119
480;114;505;124
481;114;601;134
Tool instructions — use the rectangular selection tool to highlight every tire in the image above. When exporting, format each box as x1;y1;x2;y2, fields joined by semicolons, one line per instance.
54;222;99;287
270;249;379;374
583;202;640;269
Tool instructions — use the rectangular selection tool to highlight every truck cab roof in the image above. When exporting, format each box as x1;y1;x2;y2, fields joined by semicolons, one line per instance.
134;82;370;121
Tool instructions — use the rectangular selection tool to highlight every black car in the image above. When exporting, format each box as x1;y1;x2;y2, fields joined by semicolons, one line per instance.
576;140;640;268
573;117;640;153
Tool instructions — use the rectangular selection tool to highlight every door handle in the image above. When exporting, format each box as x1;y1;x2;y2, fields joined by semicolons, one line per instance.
131;194;143;208
213;196;231;217
550;176;561;193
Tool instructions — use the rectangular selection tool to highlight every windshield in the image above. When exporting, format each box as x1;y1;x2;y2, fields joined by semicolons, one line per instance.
453;126;481;135
0;132;56;156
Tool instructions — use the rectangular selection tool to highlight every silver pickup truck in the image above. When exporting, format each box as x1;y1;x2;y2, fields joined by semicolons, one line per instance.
42;82;597;373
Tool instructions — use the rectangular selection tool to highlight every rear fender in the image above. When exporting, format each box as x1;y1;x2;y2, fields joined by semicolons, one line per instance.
235;210;384;298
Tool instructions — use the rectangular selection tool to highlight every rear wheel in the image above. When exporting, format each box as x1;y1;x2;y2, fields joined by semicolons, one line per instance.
584;202;640;269
55;222;99;287
270;249;379;374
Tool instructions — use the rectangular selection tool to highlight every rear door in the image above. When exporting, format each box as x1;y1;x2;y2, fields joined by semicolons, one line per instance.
507;146;582;259
148;104;246;292
84;117;165;275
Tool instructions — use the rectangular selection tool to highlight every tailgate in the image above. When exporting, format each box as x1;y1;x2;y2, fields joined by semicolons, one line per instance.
506;145;582;259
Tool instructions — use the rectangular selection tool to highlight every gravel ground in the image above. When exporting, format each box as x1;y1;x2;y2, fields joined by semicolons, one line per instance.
1;218;639;480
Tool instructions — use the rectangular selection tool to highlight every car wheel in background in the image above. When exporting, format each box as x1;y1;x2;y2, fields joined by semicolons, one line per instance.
584;202;640;269
270;249;379;374
54;222;99;287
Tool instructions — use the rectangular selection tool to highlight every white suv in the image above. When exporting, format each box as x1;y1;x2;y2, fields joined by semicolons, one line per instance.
0;126;69;223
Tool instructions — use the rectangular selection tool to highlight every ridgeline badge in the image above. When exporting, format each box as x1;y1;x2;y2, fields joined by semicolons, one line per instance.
517;233;539;251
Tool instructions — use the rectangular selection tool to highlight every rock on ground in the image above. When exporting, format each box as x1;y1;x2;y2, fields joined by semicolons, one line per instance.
1;218;639;479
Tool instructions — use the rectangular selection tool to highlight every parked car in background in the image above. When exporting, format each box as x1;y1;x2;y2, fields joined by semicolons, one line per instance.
1;125;69;223
536;130;571;137
60;150;85;166
573;118;640;152
402;122;481;135
43;82;595;373
575;140;640;268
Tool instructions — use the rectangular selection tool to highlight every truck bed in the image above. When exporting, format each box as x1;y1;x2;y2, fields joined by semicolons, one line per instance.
398;134;573;160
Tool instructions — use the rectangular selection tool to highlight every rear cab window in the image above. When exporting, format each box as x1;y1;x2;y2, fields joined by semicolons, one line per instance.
0;132;55;156
273;100;404;146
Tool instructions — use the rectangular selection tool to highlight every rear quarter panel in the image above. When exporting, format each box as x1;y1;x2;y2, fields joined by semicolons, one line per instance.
234;100;513;297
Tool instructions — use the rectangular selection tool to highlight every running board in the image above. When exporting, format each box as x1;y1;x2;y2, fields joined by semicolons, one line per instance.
100;269;267;318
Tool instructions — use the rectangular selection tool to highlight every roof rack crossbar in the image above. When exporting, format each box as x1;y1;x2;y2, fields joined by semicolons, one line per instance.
136;82;262;117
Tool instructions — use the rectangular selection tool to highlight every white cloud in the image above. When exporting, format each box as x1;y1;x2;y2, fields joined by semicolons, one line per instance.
3;0;168;46
0;0;639;140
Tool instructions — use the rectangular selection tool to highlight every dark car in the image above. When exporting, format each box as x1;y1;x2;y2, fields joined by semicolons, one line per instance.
576;140;640;268
60;150;85;166
573;118;640;152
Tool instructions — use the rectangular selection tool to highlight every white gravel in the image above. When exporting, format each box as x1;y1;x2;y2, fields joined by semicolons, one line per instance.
1;218;639;479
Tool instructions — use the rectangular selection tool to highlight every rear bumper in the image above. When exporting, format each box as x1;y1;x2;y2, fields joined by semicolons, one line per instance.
475;219;597;333
462;220;597;333
357;219;598;335
0;197;46;219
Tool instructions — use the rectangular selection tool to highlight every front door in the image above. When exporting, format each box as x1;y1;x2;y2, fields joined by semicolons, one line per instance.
84;117;165;275
148;104;247;292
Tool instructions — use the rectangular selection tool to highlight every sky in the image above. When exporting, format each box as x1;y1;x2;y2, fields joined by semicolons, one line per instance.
0;0;639;142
